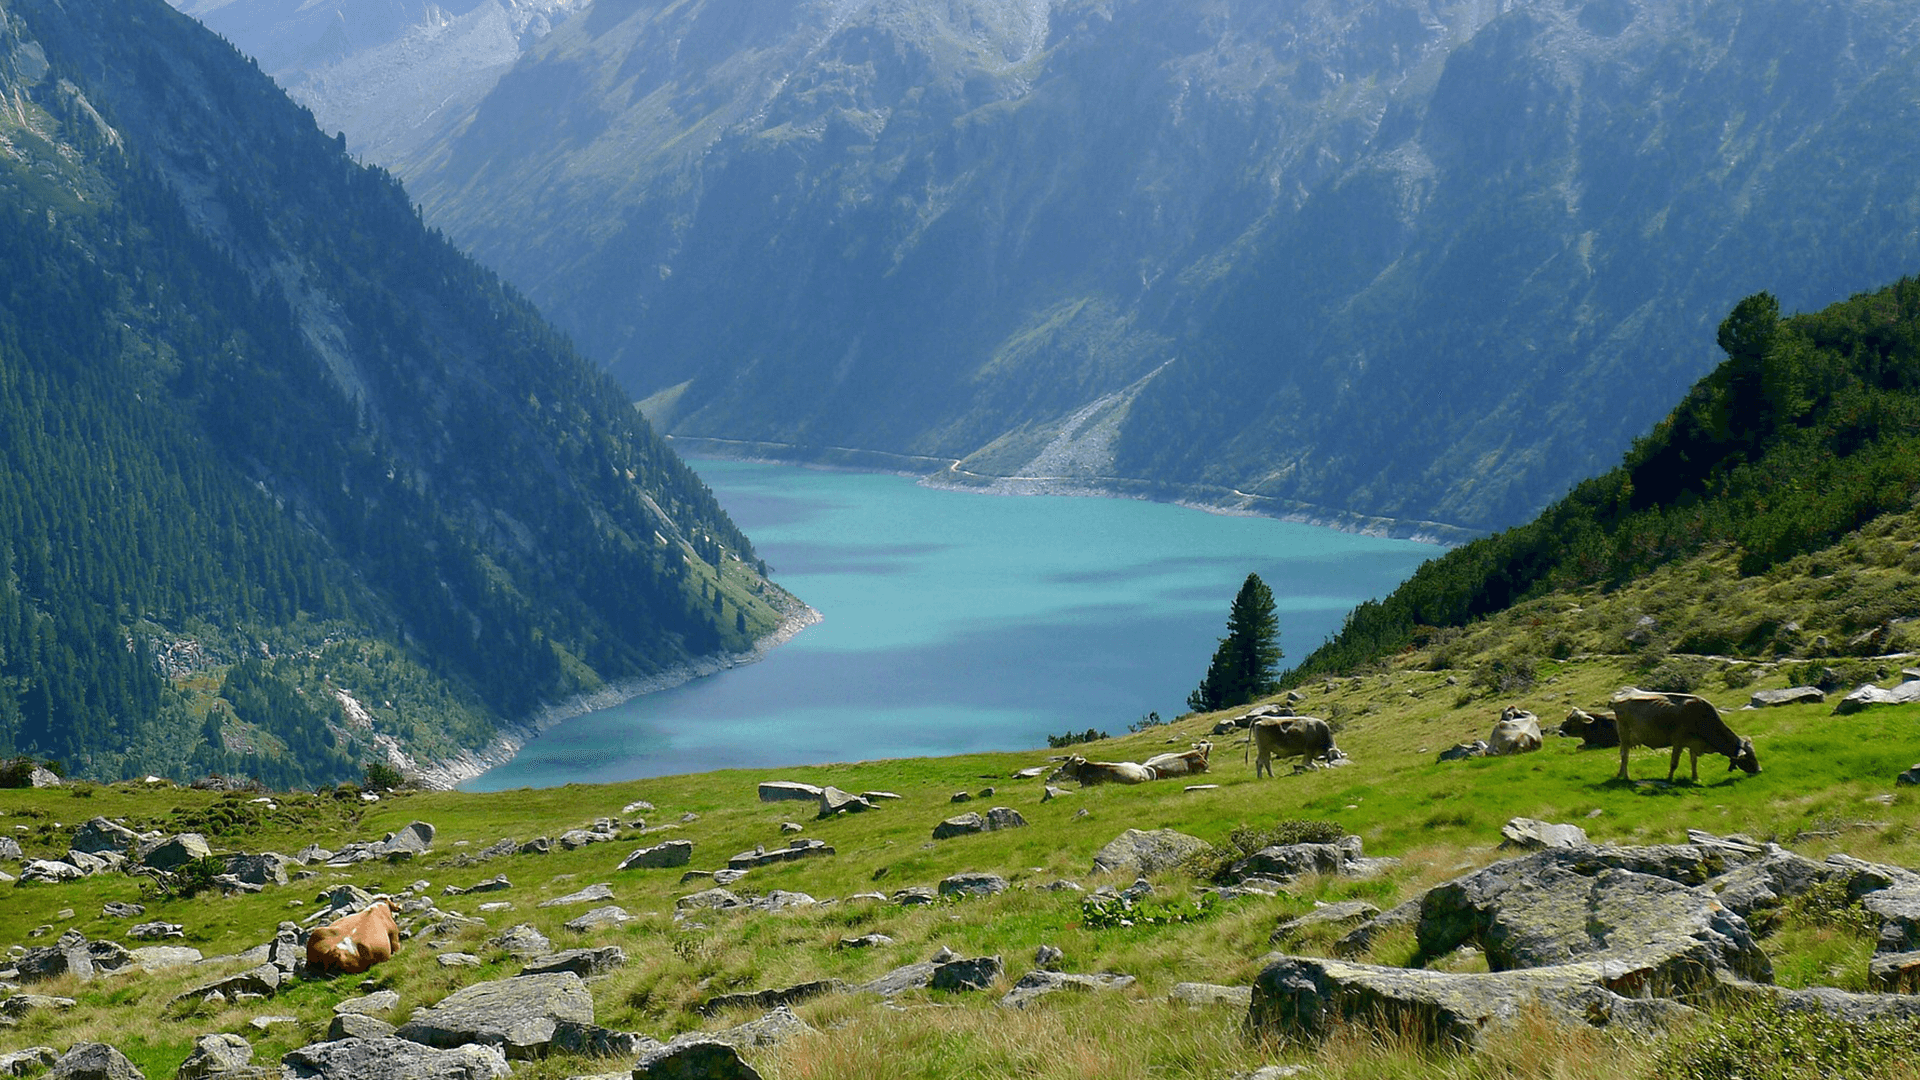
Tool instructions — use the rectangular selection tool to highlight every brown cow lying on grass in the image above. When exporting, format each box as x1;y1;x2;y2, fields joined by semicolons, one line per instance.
1610;688;1761;782
305;899;400;975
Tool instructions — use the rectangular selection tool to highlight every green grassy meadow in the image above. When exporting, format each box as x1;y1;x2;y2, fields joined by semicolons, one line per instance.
7;644;1920;1078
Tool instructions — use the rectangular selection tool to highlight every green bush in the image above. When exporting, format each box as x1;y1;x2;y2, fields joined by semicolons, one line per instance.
1653;1003;1920;1080
1642;655;1721;693
1045;728;1110;749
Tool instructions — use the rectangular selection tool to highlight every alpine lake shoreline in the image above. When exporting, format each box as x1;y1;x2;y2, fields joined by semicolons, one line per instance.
8;645;1920;1080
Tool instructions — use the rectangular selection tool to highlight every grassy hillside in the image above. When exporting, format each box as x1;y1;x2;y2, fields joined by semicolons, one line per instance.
1291;281;1920;685
7;594;1920;1079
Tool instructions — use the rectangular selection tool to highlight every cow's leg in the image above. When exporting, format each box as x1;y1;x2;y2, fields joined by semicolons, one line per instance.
1256;749;1270;779
1688;749;1702;782
1667;745;1684;781
1616;741;1631;780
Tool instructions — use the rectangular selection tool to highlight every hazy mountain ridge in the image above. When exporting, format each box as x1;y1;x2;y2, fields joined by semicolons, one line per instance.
269;0;1920;534
0;0;789;786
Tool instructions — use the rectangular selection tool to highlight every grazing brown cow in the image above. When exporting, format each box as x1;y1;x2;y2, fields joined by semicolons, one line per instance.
305;900;400;975
1143;741;1212;778
1248;717;1336;778
1610;688;1761;782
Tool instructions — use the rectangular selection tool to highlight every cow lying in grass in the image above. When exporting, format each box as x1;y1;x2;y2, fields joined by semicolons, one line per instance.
1056;756;1157;785
1143;741;1211;778
1610;688;1761;782
305;899;400;976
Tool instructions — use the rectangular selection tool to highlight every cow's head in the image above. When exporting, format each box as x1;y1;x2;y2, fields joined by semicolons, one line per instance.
1193;741;1211;760
1729;737;1761;775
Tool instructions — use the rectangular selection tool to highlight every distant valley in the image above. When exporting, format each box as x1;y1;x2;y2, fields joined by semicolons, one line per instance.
179;0;1920;533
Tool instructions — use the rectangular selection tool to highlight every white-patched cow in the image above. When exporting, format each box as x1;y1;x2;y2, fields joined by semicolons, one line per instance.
1488;706;1543;756
305;899;400;976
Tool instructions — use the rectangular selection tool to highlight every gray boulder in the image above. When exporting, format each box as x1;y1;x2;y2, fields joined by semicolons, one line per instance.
1497;818;1590;852
997;970;1134;1009
328;1013;398;1041
1705;848;1834;921
633;1041;759;1080
1862;885;1920;952
1748;686;1825;708
816;787;871;818
17;932;96;982
1437;740;1489;762
564;906;636;933
0;994;76;1018
20;859;86;884
1768;985;1920;1024
1868;950;1920;993
46;1045;144;1080
131;922;187;941
855;960;938;996
727;839;833;870
938;872;1009;899
140;834;213;871
1834;680;1920;715
539;883;614;907
676;889;744;912
1271;901;1380;945
618;841;693;870
223;853;293;887
129;945;201;971
444;876;511;896
984;807;1027;831
930;955;1003;992
282;1038;509;1080
490;924;553;959
169;963;284;1008
932;813;984;840
697;980;843;1017
1090;829;1209;878
1417;856;1770;989
837;933;894;950
26;766;60;788
71;817;139;855
757;781;822;803
0;1050;60;1078
1899;764;1920;786
1168;982;1252;1009
1228;836;1392;883
1251;955;1698;1045
335;990;401;1016
519;947;627;979
395;972;594;1059
102;901;146;919
175;1035;253;1080
0;836;22;860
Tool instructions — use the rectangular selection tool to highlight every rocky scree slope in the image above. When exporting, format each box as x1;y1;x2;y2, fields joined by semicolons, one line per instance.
225;0;1920;533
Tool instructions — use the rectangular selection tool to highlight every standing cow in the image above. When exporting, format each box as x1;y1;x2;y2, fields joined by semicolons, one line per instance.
1248;717;1337;778
1610;688;1761;782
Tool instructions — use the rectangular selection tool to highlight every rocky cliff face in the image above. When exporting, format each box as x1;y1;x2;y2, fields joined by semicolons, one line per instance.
192;0;1920;532
170;0;589;165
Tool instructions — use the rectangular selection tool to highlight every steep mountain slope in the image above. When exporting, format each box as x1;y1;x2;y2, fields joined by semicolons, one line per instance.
1287;279;1920;683
0;0;793;786
168;0;587;167
258;0;1920;534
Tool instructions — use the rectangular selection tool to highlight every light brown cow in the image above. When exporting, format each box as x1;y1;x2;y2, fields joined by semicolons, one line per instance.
1248;717;1336;778
305;900;400;975
1610;689;1760;783
1143;741;1212;778
1057;756;1157;785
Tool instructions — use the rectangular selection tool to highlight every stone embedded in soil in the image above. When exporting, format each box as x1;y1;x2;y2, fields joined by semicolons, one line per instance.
394;972;593;1059
281;1037;509;1080
1090;828;1209;878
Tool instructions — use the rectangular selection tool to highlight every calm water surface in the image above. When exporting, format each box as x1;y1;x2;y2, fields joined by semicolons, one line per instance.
463;461;1437;789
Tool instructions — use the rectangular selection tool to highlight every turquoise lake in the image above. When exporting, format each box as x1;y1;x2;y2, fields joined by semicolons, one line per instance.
463;461;1438;790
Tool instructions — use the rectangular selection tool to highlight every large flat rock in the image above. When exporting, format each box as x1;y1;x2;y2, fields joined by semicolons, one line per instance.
394;973;593;1059
1250;954;1697;1046
282;1038;509;1080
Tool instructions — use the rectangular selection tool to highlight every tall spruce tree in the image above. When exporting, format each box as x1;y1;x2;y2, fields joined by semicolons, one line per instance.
1187;573;1283;712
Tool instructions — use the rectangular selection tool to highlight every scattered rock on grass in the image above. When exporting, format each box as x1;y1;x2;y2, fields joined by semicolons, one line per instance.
394;972;594;1059
1090;829;1209;878
46;1044;144;1080
997;969;1134;1009
281;1037;509;1080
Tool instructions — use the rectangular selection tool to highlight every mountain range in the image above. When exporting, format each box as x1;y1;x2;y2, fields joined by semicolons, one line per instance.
178;0;1920;534
0;0;790;786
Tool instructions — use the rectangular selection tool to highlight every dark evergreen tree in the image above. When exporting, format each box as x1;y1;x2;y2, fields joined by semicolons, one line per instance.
1187;574;1282;712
